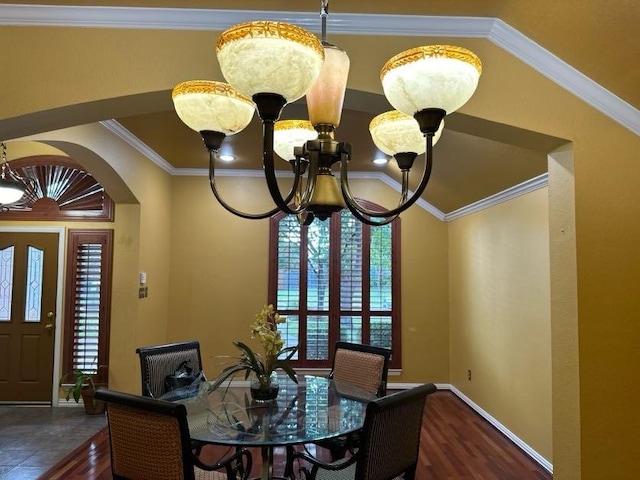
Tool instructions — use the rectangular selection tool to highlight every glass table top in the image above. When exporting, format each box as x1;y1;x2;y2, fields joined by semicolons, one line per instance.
172;375;375;447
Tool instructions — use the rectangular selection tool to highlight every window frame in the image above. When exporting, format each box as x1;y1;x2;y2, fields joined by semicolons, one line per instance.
62;229;113;384
268;204;402;369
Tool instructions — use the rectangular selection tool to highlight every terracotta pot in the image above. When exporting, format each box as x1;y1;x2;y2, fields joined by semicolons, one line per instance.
81;386;106;415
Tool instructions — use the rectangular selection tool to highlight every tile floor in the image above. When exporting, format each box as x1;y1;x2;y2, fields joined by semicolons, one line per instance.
0;405;106;480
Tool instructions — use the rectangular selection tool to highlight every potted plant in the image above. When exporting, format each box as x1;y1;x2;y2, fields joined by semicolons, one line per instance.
211;304;298;402
59;366;107;415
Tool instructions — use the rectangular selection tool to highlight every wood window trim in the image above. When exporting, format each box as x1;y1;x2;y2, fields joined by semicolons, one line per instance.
268;204;402;369
0;155;114;221
62;229;113;385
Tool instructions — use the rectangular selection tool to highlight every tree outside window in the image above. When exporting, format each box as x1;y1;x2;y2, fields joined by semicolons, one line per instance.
269;204;401;369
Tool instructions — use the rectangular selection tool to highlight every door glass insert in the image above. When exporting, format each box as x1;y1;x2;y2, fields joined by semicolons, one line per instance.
0;246;15;321
24;246;44;322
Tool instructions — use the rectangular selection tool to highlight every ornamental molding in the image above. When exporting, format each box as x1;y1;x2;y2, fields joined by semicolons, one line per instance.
1;4;638;136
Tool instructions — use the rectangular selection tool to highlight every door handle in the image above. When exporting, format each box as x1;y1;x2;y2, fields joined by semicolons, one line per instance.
45;311;55;331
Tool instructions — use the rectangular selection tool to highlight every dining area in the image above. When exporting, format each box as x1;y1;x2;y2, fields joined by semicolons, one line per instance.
94;333;436;480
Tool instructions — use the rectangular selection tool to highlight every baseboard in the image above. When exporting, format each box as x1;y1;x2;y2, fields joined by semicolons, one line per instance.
388;382;553;474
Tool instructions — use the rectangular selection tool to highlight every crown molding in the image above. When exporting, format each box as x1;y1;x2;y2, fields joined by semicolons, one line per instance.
100;119;175;174
1;4;638;136
99;120;447;219
444;173;548;221
100;119;546;222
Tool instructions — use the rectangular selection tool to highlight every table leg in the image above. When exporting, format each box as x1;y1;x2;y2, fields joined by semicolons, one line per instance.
261;446;273;480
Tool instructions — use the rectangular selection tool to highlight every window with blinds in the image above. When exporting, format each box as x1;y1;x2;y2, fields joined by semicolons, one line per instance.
63;230;113;384
269;204;401;369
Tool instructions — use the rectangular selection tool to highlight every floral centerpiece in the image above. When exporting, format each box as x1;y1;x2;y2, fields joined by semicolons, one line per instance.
210;304;298;401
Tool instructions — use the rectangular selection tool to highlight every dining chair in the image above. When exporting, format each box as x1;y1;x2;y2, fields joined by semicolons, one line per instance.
329;341;392;397
315;341;392;460
136;340;205;398
95;388;252;480
286;383;437;480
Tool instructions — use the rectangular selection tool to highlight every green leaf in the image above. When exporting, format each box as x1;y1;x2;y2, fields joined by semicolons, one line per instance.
208;364;252;392
276;360;299;384
233;341;265;375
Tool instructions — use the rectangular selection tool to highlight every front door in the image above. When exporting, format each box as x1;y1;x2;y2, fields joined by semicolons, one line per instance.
0;232;58;402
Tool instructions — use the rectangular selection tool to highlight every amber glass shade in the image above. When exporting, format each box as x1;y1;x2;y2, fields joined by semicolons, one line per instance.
369;110;444;156
172;81;255;135
216;21;325;103
273;120;318;161
306;43;350;128
381;45;482;116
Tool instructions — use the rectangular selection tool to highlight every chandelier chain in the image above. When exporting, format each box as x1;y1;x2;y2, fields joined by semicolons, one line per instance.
320;0;328;43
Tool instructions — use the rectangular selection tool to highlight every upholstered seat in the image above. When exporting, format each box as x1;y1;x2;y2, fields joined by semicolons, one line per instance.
287;383;437;480
96;388;252;480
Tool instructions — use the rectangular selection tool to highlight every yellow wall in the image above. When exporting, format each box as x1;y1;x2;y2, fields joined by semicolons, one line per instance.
449;188;552;461
0;203;140;400
168;175;450;383
3;13;640;479
22;124;175;394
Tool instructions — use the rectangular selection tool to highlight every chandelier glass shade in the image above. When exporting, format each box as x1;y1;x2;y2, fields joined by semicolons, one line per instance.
0;177;25;205
274;120;318;161
0;143;27;205
381;45;482;117
172;3;482;226
172;81;254;135
306;43;350;128
216;21;325;104
369;110;444;157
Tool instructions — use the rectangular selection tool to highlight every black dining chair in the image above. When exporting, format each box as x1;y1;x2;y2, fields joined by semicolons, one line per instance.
136;340;205;398
95;388;252;480
314;341;392;460
329;342;392;397
286;383;437;480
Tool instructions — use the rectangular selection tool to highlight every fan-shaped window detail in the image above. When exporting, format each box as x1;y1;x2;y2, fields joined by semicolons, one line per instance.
0;156;114;221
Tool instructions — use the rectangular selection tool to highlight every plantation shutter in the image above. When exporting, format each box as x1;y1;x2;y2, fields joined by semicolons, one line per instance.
63;230;113;384
269;200;401;369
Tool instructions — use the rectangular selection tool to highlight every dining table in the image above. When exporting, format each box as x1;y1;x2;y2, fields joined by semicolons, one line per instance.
169;374;375;480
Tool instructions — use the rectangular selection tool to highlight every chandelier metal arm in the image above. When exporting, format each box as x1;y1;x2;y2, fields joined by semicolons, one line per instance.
340;135;434;219
208;150;282;220
343;199;401;226
292;154;320;211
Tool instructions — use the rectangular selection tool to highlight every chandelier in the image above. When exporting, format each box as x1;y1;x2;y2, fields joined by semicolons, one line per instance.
0;143;29;206
172;1;481;226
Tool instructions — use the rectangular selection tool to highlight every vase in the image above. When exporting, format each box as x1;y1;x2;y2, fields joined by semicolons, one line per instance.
250;371;279;402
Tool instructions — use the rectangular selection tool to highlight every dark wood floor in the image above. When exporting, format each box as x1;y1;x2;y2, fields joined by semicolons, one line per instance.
40;391;552;479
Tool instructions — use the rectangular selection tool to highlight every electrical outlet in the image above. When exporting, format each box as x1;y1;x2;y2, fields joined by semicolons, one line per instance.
467;369;472;381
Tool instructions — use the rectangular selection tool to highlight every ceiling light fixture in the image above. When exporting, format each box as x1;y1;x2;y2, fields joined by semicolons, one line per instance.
172;1;481;226
0;143;29;206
